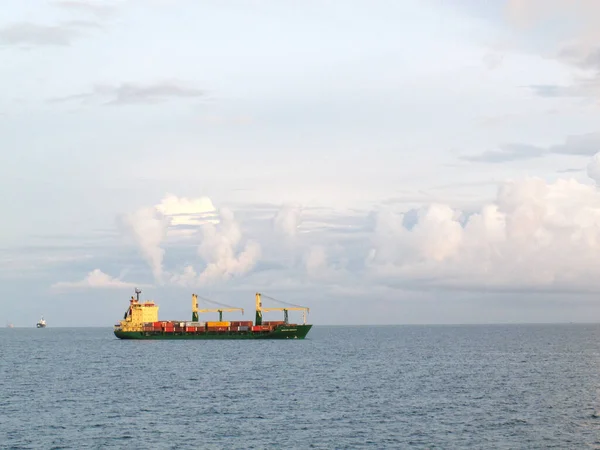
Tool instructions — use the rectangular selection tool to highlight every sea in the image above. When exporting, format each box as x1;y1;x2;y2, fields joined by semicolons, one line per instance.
1;324;600;449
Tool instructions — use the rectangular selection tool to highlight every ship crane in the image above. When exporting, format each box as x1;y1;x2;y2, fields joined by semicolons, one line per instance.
191;293;244;322
255;292;309;325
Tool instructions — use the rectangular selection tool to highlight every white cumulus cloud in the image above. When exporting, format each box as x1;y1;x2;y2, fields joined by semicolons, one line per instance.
367;171;600;292
118;194;221;282
57;154;600;295
118;206;168;283
171;208;261;286
155;194;217;226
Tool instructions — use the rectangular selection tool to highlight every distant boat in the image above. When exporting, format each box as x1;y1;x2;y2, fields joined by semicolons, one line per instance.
6;323;14;328
36;316;46;328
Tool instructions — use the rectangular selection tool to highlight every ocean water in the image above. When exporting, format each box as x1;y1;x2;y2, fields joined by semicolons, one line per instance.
1;325;600;449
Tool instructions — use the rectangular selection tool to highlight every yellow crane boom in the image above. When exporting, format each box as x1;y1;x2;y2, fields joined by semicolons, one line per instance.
255;293;309;325
191;294;244;322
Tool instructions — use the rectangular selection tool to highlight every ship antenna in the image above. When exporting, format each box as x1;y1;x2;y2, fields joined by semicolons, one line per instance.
135;288;141;301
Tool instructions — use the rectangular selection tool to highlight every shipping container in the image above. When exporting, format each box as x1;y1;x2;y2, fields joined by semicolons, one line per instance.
206;321;230;327
239;326;249;331
230;321;253;327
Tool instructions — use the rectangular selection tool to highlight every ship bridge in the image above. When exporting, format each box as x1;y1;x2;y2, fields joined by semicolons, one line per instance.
118;289;159;331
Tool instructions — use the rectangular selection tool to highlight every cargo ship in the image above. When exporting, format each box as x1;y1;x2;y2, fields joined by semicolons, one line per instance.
113;289;312;340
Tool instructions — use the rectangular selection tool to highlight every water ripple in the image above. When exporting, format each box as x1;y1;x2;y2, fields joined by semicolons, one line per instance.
1;325;600;448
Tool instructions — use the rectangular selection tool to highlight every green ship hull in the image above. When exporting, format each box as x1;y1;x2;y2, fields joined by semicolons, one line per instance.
114;324;313;340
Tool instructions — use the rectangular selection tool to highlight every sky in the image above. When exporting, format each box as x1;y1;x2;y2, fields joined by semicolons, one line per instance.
2;0;600;326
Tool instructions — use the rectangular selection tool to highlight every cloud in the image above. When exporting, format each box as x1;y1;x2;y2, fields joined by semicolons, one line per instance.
587;153;600;185
500;0;600;101
550;132;600;156
273;203;302;238
51;269;139;290
49;81;204;105
302;245;344;280
558;44;600;71
118;207;169;283
172;208;261;286
155;194;217;227
0;23;82;46
461;132;600;163
529;77;600;100
0;1;113;48
53;153;600;295
505;0;600;35
366;157;600;292
461;143;545;163
117;195;260;286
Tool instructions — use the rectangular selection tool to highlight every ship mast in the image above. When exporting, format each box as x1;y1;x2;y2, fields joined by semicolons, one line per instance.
256;293;309;324
255;292;262;325
192;294;199;322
